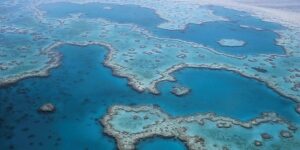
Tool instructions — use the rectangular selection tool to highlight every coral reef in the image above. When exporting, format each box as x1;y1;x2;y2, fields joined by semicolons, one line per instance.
102;105;300;150
171;85;191;96
1;0;300;105
38;103;55;113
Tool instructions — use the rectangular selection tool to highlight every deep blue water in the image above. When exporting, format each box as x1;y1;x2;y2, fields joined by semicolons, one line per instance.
39;2;285;55
137;137;187;150
0;45;298;149
1;2;298;150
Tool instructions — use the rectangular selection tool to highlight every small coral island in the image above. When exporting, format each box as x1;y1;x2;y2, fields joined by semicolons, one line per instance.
171;85;191;96
218;39;246;47
38;103;55;113
101;105;299;150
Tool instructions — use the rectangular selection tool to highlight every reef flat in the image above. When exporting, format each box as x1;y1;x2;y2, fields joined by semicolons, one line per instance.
2;44;298;149
102;105;300;150
0;28;61;87
1;1;300;149
0;0;299;103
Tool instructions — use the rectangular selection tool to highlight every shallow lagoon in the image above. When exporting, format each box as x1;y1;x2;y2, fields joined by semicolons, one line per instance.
0;45;298;149
39;2;285;55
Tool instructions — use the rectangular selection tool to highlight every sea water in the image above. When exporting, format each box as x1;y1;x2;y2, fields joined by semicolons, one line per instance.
0;45;298;149
39;2;285;55
1;2;298;150
136;137;187;150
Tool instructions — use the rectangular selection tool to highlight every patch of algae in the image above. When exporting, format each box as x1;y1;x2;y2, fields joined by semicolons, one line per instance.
102;105;300;150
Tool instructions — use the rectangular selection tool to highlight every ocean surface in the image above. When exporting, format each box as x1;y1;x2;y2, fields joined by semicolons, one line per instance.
1;2;298;150
137;137;187;150
39;2;285;55
0;44;298;149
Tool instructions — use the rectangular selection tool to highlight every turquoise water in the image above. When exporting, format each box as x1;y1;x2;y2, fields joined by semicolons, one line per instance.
1;2;298;150
39;2;285;55
0;45;298;149
137;137;187;150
